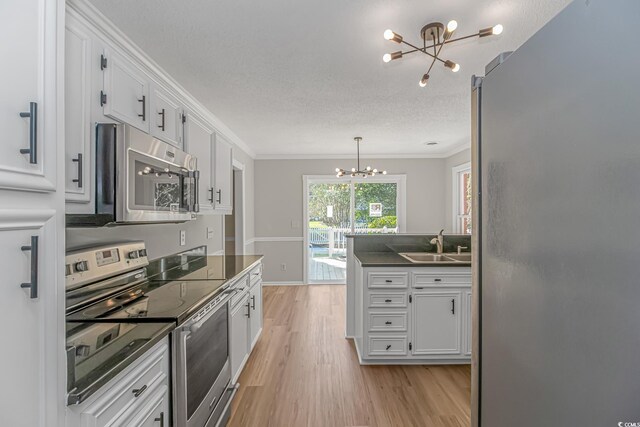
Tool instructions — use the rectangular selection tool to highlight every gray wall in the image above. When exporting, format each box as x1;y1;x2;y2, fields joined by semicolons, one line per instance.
66;146;256;260
253;157;466;282
444;148;471;232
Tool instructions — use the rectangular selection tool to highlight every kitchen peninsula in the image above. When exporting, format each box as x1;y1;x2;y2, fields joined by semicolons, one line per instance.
346;234;472;365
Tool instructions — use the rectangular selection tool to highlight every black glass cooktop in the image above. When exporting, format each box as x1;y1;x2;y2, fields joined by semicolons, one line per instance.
66;278;228;325
147;255;263;282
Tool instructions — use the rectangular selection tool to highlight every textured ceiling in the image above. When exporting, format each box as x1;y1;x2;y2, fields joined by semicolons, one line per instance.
88;0;571;157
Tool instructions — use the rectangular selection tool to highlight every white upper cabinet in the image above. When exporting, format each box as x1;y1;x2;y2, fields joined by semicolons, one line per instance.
65;17;92;203
102;48;150;133
213;133;234;212
184;113;215;211
150;85;184;148
0;0;56;192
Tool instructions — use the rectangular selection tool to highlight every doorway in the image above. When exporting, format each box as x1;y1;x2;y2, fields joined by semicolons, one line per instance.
303;175;406;284
225;161;245;255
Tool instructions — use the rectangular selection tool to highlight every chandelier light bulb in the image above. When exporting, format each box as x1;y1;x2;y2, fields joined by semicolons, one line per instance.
351;168;356;172
492;24;503;35
383;53;392;63
419;74;429;87
335;168;340;172
366;166;371;171
447;20;458;32
445;60;460;72
383;29;403;43
382;170;387;175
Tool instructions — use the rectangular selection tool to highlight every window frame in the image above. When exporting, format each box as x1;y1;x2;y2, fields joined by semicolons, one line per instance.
452;162;472;234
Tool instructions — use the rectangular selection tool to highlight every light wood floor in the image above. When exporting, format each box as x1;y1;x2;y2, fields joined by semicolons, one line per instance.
228;285;471;427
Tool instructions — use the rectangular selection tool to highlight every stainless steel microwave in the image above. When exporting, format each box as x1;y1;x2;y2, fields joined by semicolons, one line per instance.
67;124;199;226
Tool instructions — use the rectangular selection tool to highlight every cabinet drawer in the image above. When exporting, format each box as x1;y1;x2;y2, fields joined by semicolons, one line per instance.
368;272;409;289
230;277;249;308
81;340;169;427
368;292;407;308
367;336;408;356
413;273;471;287
368;312;407;332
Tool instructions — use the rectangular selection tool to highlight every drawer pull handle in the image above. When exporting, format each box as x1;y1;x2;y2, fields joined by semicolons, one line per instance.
385;279;393;283
384;299;392;303
251;295;256;310
132;384;147;397
385;321;392;325
385;345;391;350
158;108;166;131
434;278;442;282
154;411;164;427
451;299;455;315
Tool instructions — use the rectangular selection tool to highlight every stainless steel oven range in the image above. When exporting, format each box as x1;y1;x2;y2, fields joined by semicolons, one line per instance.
65;241;239;427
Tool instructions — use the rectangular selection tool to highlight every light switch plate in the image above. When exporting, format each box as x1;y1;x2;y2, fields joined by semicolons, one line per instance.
180;230;186;246
207;227;214;240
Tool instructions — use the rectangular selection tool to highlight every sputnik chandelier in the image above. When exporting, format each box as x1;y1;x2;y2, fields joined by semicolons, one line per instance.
335;137;387;178
382;20;503;87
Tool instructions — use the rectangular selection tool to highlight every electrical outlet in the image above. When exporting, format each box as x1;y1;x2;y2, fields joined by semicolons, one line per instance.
206;227;214;240
180;230;186;246
280;263;287;271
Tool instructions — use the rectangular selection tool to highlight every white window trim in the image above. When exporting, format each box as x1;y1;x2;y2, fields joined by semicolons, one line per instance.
302;174;407;284
452;162;471;234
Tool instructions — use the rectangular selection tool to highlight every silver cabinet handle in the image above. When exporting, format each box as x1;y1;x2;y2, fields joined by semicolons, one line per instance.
216;189;222;204
246;302;251;318
72;153;83;188
154;411;164;427
20;236;38;299
385;321;392;325
19;102;37;164
138;95;146;121
251;295;256;310
208;187;214;203
451;299;455;315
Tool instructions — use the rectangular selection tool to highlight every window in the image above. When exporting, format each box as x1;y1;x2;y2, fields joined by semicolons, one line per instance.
453;163;472;234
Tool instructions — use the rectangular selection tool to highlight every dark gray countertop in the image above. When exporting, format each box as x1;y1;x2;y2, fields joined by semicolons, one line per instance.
355;251;471;267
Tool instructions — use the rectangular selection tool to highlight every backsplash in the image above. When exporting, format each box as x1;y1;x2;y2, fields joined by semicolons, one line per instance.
65;215;224;259
352;233;471;254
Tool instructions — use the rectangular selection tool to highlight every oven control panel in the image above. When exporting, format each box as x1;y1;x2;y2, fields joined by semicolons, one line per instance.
65;242;149;290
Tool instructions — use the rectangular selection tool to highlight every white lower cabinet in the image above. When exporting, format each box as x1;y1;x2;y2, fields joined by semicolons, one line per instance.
356;266;471;364
229;263;263;383
411;291;462;356
67;338;170;427
248;280;263;349
230;294;250;382
0;210;58;427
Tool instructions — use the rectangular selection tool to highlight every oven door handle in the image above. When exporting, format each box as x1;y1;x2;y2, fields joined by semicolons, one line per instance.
183;293;232;334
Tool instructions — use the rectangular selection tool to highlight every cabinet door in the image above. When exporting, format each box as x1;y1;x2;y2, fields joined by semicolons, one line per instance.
184;113;214;211
65;19;92;203
213;133;233;212
249;282;263;349
0;210;57;427
411;291;461;355
103;48;150;132
230;295;250;382
464;290;472;356
150;85;184;148
0;0;56;191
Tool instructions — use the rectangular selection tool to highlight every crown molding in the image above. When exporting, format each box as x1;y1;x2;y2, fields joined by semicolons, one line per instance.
66;0;256;159
254;144;470;160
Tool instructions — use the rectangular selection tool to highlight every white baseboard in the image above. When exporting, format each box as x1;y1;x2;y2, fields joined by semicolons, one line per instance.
262;281;306;286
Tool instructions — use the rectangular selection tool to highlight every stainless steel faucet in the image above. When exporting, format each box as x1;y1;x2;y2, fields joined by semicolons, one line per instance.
430;229;445;254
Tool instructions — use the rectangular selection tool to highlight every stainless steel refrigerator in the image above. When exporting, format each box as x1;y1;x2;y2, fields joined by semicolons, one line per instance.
473;1;640;425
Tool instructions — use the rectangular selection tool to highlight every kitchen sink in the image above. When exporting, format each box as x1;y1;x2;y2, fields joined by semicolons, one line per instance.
443;253;472;262
398;252;471;264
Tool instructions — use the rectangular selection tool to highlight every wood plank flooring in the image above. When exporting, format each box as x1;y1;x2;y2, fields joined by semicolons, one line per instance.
228;285;471;427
